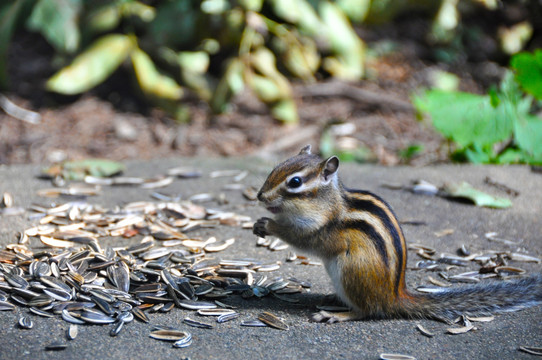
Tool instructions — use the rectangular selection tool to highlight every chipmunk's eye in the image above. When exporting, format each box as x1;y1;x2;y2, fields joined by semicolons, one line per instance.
287;176;303;188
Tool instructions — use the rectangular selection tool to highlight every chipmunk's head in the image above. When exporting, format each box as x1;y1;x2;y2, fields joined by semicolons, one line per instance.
257;145;340;215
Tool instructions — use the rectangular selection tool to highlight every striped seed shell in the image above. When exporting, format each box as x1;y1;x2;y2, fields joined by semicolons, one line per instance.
380;354;416;360
172;333;192;348
183;317;214;329
217;312;239;323
240;320;267;327
118;311;134;323
257;312;289;330
79;310;115;324
61;309;86;325
29;307;53;317
45;343;68;351
178;299;216;310
150;329;190;341
110;321;124;337
18;316;33;329
132;307;150;323
519;346;542;356
196;308;235;316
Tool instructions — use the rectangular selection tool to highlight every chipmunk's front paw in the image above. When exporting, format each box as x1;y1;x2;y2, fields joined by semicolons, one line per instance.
253;217;272;238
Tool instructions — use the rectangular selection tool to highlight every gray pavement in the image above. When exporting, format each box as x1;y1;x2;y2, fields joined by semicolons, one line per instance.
0;156;541;360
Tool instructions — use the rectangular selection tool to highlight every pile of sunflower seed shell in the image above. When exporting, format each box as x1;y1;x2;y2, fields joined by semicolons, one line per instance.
407;240;540;336
0;194;307;348
409;240;540;288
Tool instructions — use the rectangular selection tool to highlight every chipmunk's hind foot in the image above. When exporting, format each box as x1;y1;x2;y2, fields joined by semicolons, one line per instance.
311;310;361;323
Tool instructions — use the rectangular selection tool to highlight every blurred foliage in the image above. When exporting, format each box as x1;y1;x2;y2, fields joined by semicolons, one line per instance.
1;0;368;123
414;50;542;165
43;158;125;180
0;0;538;124
511;49;542;100
399;144;424;161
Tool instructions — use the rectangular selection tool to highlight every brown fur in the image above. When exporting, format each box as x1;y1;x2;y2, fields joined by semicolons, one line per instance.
254;147;542;322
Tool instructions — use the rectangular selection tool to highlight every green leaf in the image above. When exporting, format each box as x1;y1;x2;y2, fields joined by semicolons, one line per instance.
464;145;492;164
46;34;135;95
250;47;279;77
319;2;364;80
511;50;542;100
177;51;211;100
201;0;229;15
399;144;424;161
121;1;156;22
336;0;371;23
211;58;244;113
247;47;297;123
514;114;542;160
413;90;514;149
270;99;299;124
496;148;524;164
131;47;183;100
250;47;292;98
177;51;209;74
442;182;512;209
26;0;82;53
272;30;319;80
43;159;125;181
248;74;283;103
488;87;500;107
238;0;264;11
269;0;322;36
86;1;155;35
85;4;121;34
499;70;525;108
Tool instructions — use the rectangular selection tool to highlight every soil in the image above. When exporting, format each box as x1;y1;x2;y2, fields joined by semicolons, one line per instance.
0;13;517;166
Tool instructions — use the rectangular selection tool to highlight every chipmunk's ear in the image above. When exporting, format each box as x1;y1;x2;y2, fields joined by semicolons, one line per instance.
322;156;339;184
299;145;312;155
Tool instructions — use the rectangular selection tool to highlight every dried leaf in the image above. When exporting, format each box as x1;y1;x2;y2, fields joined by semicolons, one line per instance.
442;182;512;208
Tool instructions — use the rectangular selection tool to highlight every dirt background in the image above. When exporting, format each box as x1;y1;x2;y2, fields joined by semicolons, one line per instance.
0;12;526;166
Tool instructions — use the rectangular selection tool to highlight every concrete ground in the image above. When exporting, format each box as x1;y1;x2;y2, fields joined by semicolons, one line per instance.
0;156;541;360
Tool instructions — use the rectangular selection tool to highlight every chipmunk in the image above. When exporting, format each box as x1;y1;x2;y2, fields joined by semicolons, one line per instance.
253;145;542;323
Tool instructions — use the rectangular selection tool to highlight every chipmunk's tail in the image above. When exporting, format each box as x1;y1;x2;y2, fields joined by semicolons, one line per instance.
399;274;542;323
